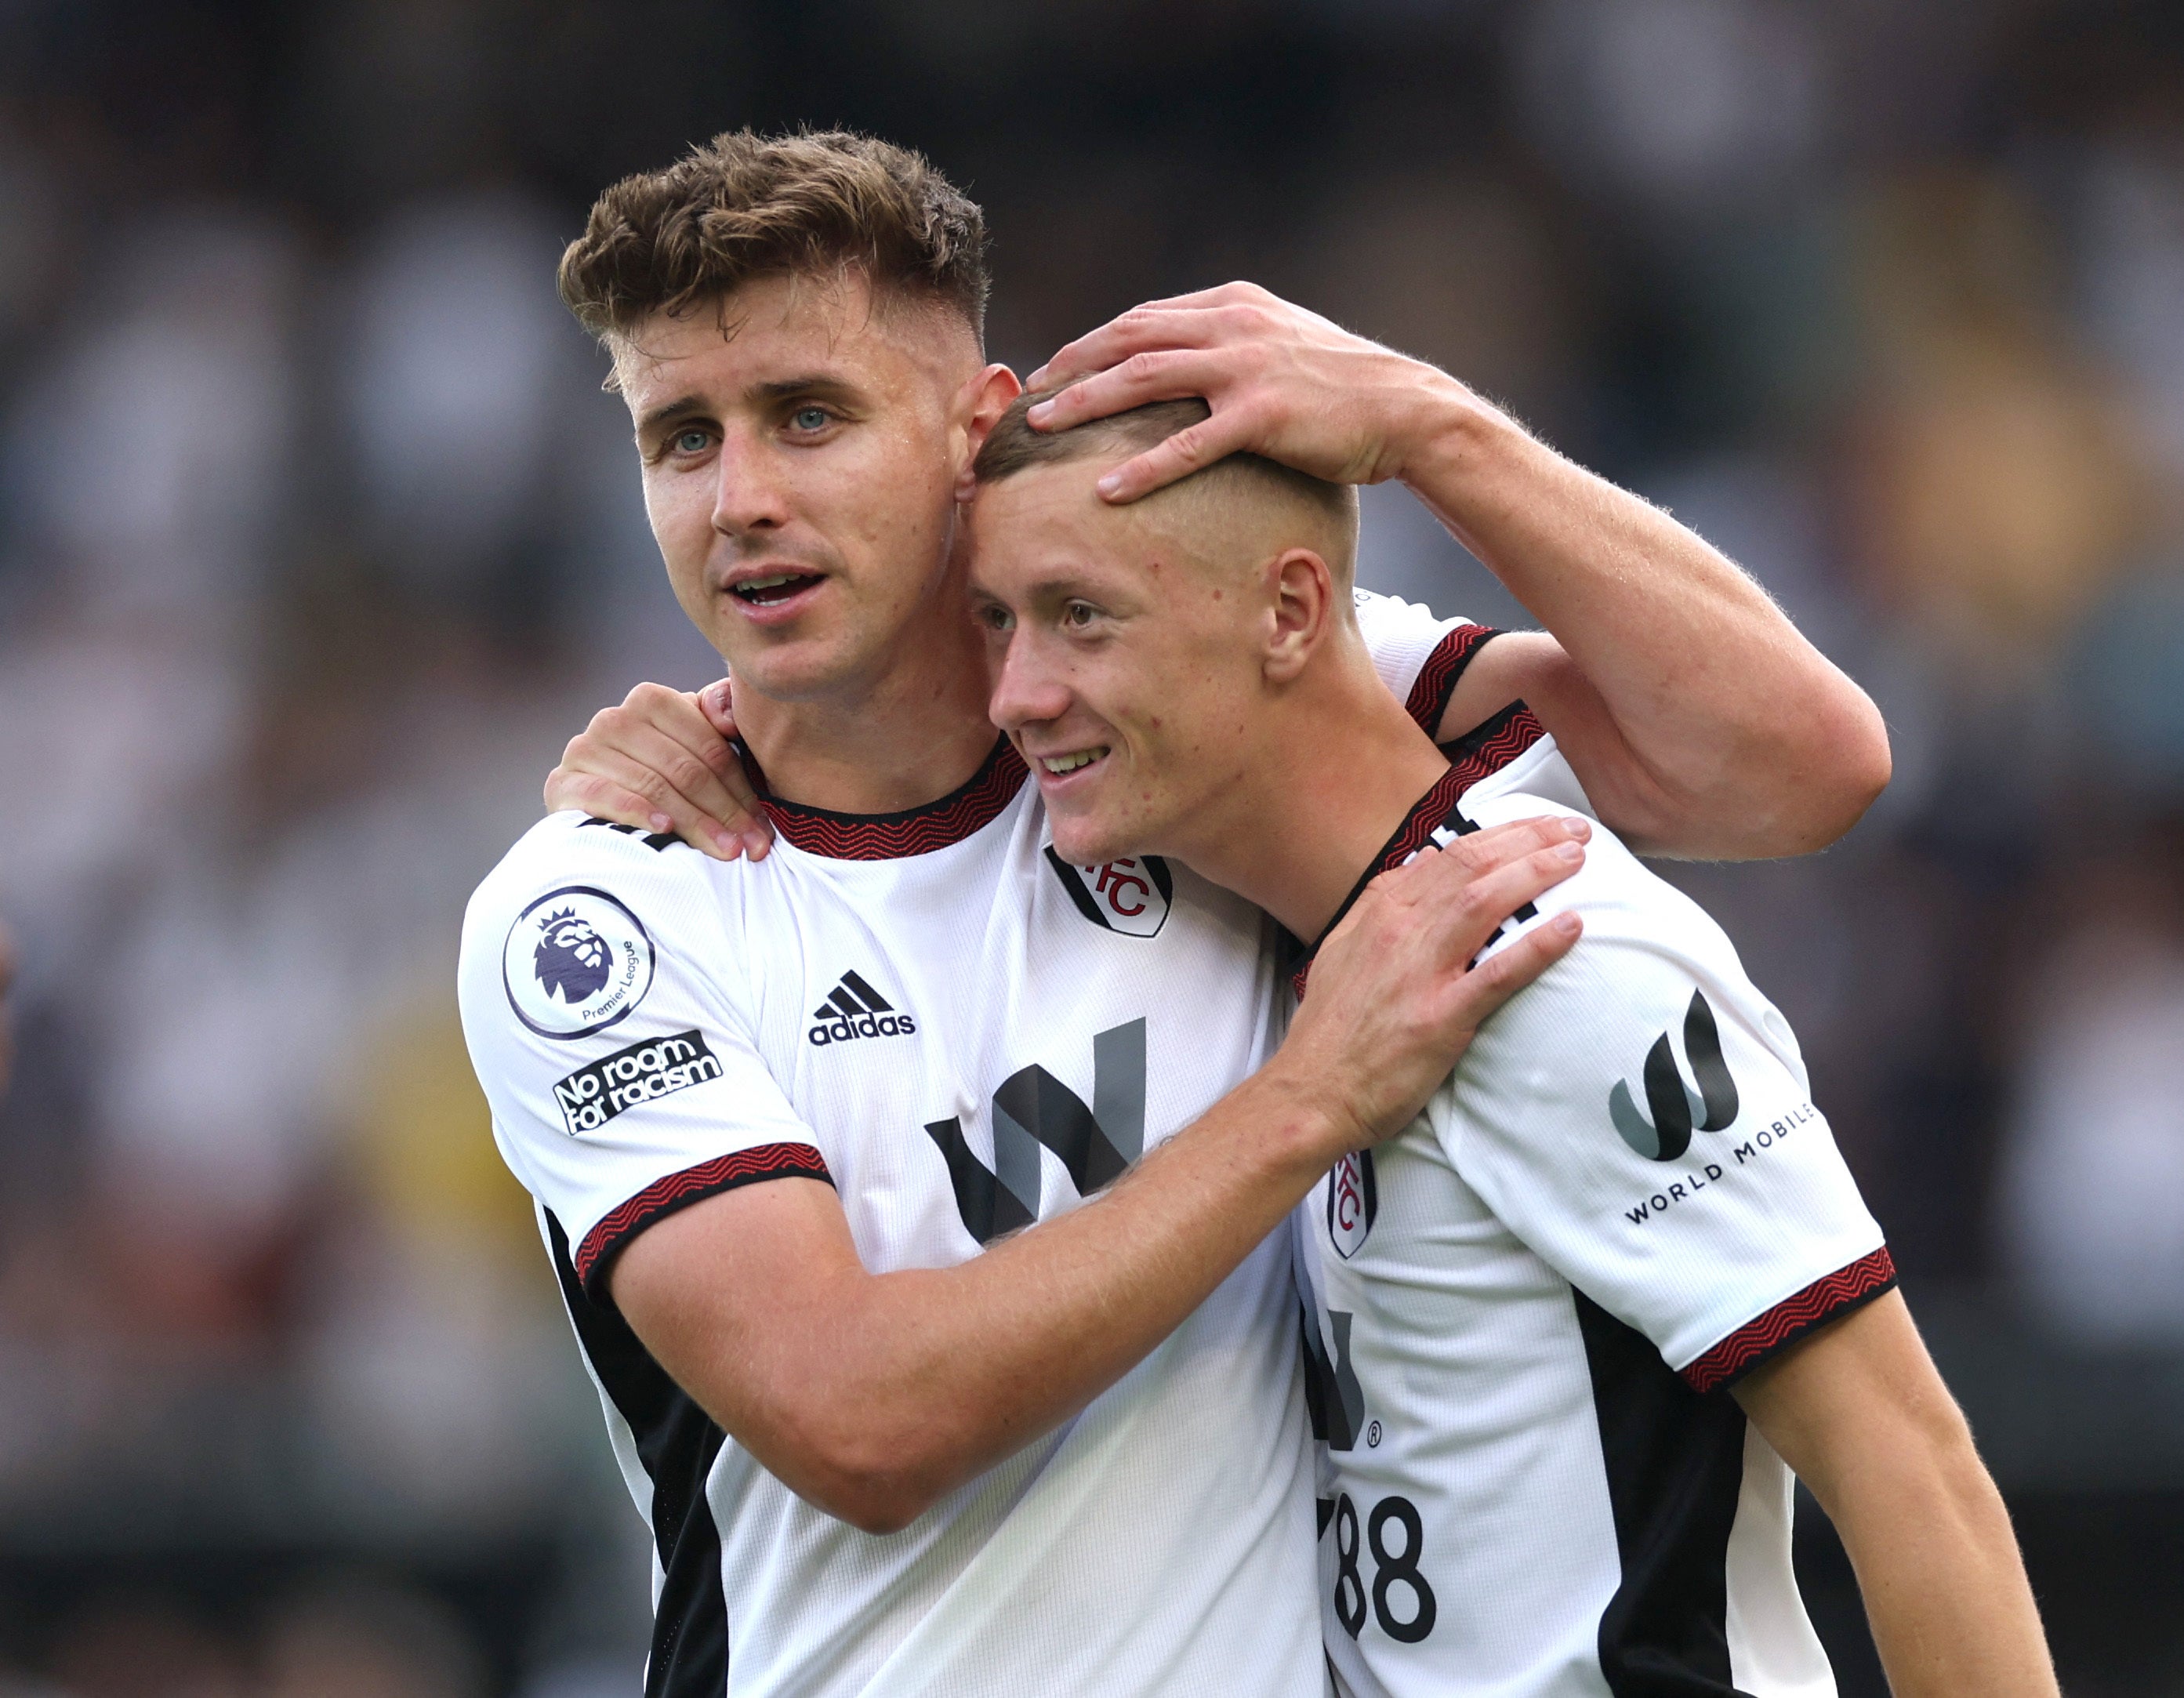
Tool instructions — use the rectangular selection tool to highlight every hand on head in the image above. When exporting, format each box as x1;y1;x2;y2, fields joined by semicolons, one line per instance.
1024;281;1469;503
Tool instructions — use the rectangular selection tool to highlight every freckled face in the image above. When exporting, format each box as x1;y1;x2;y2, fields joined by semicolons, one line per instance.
970;460;1267;866
619;274;978;702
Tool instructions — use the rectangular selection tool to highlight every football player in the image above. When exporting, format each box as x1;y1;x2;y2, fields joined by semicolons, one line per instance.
943;376;2057;1698
466;130;1890;1696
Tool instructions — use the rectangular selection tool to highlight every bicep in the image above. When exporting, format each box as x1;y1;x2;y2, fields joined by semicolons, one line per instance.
1438;633;1675;849
1732;1290;1970;1511
611;1174;870;1479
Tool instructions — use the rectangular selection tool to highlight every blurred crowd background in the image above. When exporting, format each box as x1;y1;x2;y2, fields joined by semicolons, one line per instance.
0;0;2179;1692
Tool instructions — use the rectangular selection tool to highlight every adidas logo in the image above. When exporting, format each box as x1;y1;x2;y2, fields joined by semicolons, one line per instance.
808;970;917;1047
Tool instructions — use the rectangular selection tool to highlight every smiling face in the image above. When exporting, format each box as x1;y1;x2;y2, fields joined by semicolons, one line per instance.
971;456;1304;867
619;273;989;702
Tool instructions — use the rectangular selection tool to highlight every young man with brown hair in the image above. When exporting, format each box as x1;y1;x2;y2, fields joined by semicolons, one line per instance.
461;129;1889;1696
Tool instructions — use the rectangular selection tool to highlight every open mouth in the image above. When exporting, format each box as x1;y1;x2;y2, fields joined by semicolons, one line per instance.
1038;747;1109;778
732;572;824;608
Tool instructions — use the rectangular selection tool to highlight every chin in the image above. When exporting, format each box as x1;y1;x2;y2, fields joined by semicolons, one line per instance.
728;630;870;703
1049;802;1173;870
1046;816;1131;869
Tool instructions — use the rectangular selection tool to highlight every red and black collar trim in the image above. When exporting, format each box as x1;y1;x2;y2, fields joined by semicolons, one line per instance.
742;734;1030;861
1285;699;1547;999
1404;624;1502;736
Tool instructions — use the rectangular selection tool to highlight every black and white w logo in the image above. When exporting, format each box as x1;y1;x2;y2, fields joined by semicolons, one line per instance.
1609;990;1740;1161
808;970;916;1046
924;1020;1145;1244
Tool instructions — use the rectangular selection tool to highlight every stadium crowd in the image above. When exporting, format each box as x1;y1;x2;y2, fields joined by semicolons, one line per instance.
0;0;2179;1690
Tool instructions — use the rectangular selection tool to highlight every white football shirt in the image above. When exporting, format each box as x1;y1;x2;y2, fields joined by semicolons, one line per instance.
457;591;1489;1698
1296;711;1890;1698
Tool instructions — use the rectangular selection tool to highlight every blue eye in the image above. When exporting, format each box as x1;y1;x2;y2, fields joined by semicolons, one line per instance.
673;428;709;454
790;406;831;432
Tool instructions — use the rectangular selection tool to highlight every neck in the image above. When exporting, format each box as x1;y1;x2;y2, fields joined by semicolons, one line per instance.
731;586;998;816
1170;643;1453;942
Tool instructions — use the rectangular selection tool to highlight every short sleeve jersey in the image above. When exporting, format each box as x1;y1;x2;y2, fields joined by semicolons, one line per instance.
1295;710;1892;1698
457;590;1486;1698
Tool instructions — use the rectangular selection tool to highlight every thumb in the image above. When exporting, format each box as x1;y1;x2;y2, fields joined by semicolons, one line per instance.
700;678;738;735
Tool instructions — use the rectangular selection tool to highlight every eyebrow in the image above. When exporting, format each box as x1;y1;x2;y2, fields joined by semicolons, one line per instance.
753;374;862;405
636;394;709;435
637;375;865;437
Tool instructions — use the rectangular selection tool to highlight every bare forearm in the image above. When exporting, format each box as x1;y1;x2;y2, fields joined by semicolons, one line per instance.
625;819;1585;1533
1737;1297;2058;1698
1820;1439;2057;1698
1402;395;1888;855
739;1068;1333;1526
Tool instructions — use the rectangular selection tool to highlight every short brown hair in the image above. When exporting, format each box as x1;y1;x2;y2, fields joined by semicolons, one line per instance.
558;129;989;345
974;392;1359;572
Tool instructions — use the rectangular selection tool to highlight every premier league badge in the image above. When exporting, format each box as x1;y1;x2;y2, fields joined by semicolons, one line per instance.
502;886;655;1039
1326;1149;1377;1260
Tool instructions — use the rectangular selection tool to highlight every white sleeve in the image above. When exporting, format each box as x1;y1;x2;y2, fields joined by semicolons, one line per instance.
1436;786;1892;1391
458;820;829;1302
1351;587;1499;737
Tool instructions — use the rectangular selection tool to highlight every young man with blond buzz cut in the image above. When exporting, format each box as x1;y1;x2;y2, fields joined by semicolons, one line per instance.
465;129;1888;1697
950;389;2058;1698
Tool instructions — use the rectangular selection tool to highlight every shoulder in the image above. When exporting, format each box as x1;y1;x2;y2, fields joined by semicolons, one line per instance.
1351;588;1494;731
471;808;724;939
1459;756;1757;1021
459;812;738;1039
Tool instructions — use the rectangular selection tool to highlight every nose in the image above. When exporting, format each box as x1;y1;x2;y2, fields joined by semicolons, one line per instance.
987;627;1074;735
711;430;793;537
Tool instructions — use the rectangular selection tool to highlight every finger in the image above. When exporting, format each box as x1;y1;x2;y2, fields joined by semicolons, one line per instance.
698;678;738;736
1097;408;1268;503
644;698;763;822
547;767;741;861
561;743;745;860
1025;304;1221;391
665;680;771;857
1399;838;1587;961
1027;346;1224;434
620;719;764;844
1446;911;1584;1027
1027;289;1272;387
1394;817;1589;900
1430;814;1592;876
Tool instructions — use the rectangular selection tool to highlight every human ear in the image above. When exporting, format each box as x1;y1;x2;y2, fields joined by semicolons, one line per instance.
1263;549;1336;684
954;365;1023;501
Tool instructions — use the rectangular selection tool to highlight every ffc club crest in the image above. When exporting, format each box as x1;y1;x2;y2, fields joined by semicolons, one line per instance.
1044;848;1174;938
1326;1149;1378;1259
502;885;655;1039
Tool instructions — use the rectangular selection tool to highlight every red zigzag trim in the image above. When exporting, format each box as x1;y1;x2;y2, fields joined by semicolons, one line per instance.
1290;703;1547;1000
1446;704;1545;792
758;740;1029;861
575;1141;833;1293
1404;624;1500;735
1680;1246;1898;1394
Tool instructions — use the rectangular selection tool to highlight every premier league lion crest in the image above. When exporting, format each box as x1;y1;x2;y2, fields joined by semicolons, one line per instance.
535;909;612;1005
502;886;655;1038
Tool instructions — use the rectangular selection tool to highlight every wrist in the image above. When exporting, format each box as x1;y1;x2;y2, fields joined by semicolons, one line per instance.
1242;1053;1370;1176
1391;381;1529;510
